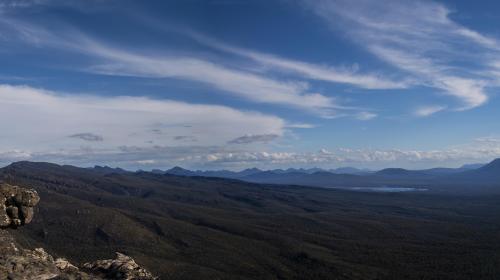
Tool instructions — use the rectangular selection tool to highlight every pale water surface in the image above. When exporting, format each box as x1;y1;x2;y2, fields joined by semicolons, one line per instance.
340;187;428;192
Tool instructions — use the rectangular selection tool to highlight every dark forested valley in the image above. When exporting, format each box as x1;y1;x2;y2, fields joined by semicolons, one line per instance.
2;161;500;279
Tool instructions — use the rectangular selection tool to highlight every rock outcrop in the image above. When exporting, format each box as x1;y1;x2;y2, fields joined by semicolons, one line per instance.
0;244;87;280
83;253;157;280
0;183;39;228
0;183;158;280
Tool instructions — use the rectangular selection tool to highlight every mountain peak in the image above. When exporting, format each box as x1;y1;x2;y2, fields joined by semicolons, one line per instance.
165;166;196;176
169;166;188;171
238;168;263;176
479;158;500;170
243;167;262;172
376;168;412;176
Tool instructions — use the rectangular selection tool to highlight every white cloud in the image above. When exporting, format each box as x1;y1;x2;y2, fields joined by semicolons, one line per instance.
414;105;446;117
305;0;500;110
0;14;397;120
228;134;280;144
0;19;345;118
355;112;377;120
136;159;156;165
0;0;42;10
186;140;500;169
0;123;498;169
1;1;499;170
69;132;104;142
0;0;112;14
83;41;338;115
0;84;286;151
285;123;316;129
185;31;409;90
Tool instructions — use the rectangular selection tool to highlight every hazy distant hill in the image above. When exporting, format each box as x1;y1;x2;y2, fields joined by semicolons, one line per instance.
89;165;129;175
163;166;372;179
166;160;497;191
460;163;486;169
330;167;373;175
162;161;495;191
374;168;428;178
164;166;263;179
448;159;500;184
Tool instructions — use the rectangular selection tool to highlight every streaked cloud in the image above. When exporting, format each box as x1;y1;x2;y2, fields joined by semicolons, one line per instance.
285;123;316;129
414;105;446;117
0;18;347;118
185;31;409;90
83;40;338;116
69;133;104;142
355;112;377;121
173;135;197;142
0;0;499;171
228;134;280;144
306;0;499;110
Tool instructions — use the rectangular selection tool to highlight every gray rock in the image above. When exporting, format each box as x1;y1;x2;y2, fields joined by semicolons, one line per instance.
83;252;158;280
0;196;9;227
20;206;34;224
0;183;39;228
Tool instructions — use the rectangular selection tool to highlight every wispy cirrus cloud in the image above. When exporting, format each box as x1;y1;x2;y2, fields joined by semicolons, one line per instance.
0;11;392;120
0;0;115;14
84;42;338;117
355;112;377;121
184;30;409;90
69;132;104;142
0;0;46;10
305;0;500;110
284;123;316;129
228;134;280;145
173;135;197;142
414;105;446;117
0;17;348;119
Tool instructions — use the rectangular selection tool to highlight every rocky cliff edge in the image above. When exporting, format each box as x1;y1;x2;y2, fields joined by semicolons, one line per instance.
0;183;158;280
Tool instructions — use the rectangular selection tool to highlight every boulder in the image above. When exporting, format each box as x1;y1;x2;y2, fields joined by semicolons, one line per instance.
0;183;39;228
83;252;158;280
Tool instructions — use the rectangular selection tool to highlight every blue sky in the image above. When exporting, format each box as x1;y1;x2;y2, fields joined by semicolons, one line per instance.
1;0;500;170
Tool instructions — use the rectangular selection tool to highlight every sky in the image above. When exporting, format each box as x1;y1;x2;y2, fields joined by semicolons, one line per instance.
1;0;500;170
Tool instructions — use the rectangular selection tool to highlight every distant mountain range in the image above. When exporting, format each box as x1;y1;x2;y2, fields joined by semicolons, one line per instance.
81;159;498;192
157;160;499;191
162;166;373;178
